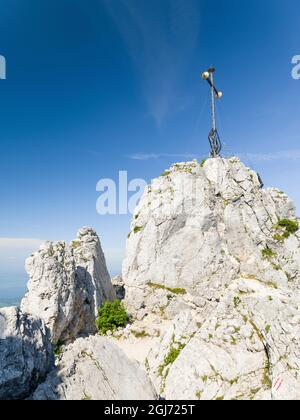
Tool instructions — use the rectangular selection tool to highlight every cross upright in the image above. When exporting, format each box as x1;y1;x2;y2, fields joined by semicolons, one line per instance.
202;67;223;157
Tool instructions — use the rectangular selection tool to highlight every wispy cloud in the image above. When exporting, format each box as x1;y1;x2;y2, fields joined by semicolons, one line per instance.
103;0;200;125
0;238;44;249
236;150;300;162
0;238;43;248
127;149;300;162
127;152;198;161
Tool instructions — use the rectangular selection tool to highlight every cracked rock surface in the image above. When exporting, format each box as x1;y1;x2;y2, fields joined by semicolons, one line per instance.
122;157;300;400
0;307;54;400
31;336;157;400
21;227;116;344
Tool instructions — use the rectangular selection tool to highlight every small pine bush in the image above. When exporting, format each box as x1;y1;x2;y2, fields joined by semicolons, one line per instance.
96;300;129;335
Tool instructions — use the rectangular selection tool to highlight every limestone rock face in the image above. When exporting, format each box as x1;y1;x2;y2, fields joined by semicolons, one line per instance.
146;310;199;394
123;157;300;400
0;307;54;400
74;227;116;316
21;227;115;344
149;284;300;400
123;158;299;320
31;336;157;401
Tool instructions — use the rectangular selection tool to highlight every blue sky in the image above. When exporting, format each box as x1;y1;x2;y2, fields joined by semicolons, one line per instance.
0;0;300;300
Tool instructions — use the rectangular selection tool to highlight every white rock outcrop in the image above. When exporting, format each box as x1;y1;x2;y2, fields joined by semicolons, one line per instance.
122;157;300;400
32;335;157;400
165;287;300;400
2;157;300;401
123;158;299;317
21;227;115;344
0;307;54;400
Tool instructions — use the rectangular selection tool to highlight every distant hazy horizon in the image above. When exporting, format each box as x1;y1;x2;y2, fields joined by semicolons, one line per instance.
0;272;27;306
0;297;21;308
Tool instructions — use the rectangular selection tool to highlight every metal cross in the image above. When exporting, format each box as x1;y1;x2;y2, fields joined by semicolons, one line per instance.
202;67;223;158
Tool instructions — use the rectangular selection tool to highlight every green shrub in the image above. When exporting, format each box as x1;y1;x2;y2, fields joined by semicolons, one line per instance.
273;219;299;241
96;300;129;335
277;219;299;234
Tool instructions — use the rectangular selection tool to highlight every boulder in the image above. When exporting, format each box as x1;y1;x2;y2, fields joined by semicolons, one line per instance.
31;336;157;400
0;307;54;400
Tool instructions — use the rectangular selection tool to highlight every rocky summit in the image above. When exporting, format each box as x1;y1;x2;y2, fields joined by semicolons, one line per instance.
21;227;116;344
1;157;300;400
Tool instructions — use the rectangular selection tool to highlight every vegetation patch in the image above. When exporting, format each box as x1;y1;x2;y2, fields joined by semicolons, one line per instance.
54;342;64;360
261;248;276;260
230;336;237;345
160;170;171;177
164;343;185;365
133;225;144;234
96;300;129;335
249;320;264;343
249;388;261;400
82;393;92;401
200;159;207;168
131;330;150;339
277;219;299;234
233;296;241;308
173;164;193;174
157;339;187;394
241;274;259;281
148;282;186;295
266;281;278;289
272;263;281;271
273;219;299;241
158;342;186;378
262;361;272;389
195;389;202;399
71;240;81;249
